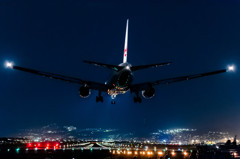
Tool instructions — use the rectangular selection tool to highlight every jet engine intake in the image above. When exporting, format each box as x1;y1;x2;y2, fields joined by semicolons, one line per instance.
79;86;91;98
142;87;155;99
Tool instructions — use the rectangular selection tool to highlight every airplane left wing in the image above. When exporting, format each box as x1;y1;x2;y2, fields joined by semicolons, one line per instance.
130;69;227;92
12;66;108;92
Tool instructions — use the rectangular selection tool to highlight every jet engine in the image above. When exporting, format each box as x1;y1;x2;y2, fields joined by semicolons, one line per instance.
142;87;155;99
79;86;91;98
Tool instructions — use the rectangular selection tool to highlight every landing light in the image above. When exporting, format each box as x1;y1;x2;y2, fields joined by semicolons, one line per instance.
126;66;130;70
4;61;14;69
227;65;235;72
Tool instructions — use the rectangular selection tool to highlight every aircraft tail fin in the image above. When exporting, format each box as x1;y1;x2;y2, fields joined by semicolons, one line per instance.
123;19;129;63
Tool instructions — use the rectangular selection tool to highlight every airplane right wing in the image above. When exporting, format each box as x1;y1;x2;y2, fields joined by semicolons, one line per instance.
12;65;108;92
130;69;227;92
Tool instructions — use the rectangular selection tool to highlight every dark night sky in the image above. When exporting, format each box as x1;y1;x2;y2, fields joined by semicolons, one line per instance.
0;0;240;137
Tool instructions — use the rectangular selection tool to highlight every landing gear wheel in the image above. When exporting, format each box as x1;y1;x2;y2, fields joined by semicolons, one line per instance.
111;101;116;104
96;91;103;103
134;97;142;103
96;96;103;103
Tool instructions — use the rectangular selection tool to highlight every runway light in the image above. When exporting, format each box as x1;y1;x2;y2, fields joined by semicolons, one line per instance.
127;151;132;155
4;61;14;69
227;65;235;72
147;151;153;155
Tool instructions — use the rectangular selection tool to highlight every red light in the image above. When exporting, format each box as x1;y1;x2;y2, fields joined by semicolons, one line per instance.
56;144;59;146
28;143;32;147
46;144;49;147
38;143;41;147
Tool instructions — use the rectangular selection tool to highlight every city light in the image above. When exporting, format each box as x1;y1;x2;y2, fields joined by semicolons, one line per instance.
233;152;238;157
158;151;163;155
184;151;188;156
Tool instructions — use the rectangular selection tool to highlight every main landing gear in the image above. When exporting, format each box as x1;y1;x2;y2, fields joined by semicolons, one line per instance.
96;91;103;103
111;101;116;104
134;92;142;103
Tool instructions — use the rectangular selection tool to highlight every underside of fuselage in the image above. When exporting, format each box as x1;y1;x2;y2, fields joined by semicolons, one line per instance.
107;63;133;99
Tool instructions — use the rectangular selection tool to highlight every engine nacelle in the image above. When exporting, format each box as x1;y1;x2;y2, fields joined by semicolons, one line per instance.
142;87;155;99
79;86;91;98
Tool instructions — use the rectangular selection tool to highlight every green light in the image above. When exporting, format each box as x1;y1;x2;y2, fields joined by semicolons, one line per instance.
163;149;166;152
81;148;83;151
90;148;93;151
16;148;20;153
7;149;10;152
72;148;74;151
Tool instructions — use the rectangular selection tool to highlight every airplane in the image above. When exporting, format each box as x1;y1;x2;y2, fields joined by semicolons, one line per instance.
4;19;235;104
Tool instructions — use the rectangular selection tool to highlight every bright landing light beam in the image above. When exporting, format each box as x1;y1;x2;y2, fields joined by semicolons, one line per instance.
227;65;235;72
4;61;14;69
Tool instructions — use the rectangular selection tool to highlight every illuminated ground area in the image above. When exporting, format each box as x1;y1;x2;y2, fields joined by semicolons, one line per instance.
0;142;239;159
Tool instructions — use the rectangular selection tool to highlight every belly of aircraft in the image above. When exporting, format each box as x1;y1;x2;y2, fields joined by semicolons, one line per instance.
107;85;129;97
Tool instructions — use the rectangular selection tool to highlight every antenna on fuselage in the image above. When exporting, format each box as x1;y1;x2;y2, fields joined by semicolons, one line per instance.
123;19;129;63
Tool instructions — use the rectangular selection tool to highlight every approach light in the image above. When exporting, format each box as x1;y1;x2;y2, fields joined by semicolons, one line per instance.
4;61;14;69
227;65;235;72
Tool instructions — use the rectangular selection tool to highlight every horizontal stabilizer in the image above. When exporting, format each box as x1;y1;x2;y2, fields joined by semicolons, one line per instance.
131;62;172;71
83;60;122;71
